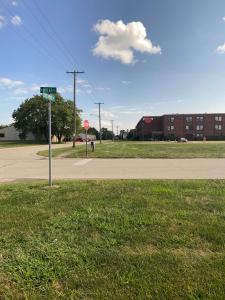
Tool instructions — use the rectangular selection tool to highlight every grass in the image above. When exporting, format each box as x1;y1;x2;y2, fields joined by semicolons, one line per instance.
0;142;45;148
0;180;224;299
38;141;225;158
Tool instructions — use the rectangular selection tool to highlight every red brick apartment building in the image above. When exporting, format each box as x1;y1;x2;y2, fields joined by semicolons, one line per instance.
136;114;225;140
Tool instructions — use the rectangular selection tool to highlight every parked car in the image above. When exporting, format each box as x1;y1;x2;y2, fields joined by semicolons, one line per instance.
75;137;83;142
177;137;188;143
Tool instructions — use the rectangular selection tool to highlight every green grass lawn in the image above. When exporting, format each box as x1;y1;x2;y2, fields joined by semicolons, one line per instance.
0;180;224;299
38;141;225;158
0;142;45;148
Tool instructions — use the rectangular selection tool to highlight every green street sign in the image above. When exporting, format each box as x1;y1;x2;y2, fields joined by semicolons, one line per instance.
40;87;57;94
44;94;56;102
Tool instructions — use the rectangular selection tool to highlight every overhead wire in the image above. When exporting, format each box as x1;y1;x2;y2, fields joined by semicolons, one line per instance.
0;0;68;75
1;0;109;121
31;0;106;104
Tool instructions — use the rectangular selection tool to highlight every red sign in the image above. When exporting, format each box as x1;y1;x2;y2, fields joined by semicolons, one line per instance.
83;119;90;130
143;117;153;124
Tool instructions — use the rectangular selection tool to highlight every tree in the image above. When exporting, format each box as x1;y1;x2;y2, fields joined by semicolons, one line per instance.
87;127;99;139
101;127;113;140
12;94;82;142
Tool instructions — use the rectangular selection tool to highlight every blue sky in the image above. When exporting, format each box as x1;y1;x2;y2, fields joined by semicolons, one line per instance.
1;0;225;130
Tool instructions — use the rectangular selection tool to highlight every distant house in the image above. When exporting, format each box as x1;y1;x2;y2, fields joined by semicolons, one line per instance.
0;125;37;141
0;124;68;143
78;133;96;141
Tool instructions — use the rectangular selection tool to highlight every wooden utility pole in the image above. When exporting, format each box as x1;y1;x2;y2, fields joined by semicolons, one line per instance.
66;70;84;147
94;102;104;144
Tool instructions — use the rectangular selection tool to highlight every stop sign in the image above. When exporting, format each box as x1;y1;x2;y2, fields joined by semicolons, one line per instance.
83;119;90;130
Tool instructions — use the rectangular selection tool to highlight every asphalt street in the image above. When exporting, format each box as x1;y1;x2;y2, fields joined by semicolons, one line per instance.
1;144;225;182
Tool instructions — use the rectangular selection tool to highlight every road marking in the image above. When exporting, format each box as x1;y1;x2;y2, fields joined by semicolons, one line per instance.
74;159;93;166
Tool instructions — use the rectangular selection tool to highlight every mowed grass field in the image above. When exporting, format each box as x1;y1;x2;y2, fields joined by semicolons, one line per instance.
0;180;224;299
0;142;44;148
38;141;225;158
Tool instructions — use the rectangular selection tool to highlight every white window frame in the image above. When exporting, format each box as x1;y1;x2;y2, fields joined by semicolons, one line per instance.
215;116;222;122
196;125;203;131
215;124;222;130
196;116;204;122
186;116;192;122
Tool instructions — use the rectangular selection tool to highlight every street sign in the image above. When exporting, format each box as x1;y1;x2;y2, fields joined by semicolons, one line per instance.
44;94;56;102
40;87;57;94
83;119;90;130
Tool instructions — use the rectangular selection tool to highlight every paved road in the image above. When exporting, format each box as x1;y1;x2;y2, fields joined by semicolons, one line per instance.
1;144;225;182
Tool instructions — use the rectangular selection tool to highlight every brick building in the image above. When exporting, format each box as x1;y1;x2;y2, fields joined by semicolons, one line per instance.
136;113;225;140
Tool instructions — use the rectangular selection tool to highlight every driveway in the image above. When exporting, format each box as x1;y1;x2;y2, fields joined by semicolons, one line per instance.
1;144;225;181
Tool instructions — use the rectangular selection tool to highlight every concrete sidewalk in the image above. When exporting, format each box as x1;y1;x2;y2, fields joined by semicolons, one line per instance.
1;144;225;181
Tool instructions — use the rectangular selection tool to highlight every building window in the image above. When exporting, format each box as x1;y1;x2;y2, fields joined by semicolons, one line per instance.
168;117;174;123
196;125;203;131
215;124;222;130
196;116;204;122
0;133;5;138
168;125;174;131
215;116;222;122
185;125;190;130
186;116;192;122
196;133;203;137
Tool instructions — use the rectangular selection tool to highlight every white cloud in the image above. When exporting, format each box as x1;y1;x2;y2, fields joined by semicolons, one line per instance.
95;86;111;91
93;19;161;64
121;80;132;85
58;85;73;94
11;15;22;26
12;1;18;6
216;43;225;54
0;77;24;88
13;87;29;96
0;16;6;29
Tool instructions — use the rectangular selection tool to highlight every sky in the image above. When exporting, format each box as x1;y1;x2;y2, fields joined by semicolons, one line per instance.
1;0;225;131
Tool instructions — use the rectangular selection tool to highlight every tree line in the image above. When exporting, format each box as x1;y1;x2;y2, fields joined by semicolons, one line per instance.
12;94;116;142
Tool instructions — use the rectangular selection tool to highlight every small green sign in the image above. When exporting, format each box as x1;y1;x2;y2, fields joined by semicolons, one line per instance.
44;94;56;102
40;87;57;94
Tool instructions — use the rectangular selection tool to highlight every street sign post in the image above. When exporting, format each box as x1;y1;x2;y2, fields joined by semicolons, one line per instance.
40;87;57;187
83;120;90;158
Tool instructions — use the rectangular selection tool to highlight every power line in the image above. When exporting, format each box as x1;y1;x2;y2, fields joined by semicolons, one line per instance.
1;0;67;73
66;70;85;148
94;102;104;144
31;0;109;104
22;0;75;68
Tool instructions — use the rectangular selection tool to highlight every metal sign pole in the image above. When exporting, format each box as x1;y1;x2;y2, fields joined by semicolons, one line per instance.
48;96;52;187
40;87;56;187
86;130;88;158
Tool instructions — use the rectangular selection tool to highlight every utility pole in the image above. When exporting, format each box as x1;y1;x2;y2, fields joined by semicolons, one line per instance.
66;70;84;148
116;125;119;136
94;102;104;144
110;120;114;141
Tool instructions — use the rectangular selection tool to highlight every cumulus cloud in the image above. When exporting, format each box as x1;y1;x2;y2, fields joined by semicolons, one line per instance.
0;16;6;29
216;43;225;54
92;19;161;64
0;77;24;88
11;15;22;26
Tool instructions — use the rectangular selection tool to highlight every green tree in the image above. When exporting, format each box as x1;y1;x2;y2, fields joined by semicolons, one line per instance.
12;94;82;143
87;127;99;139
101;127;113;140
